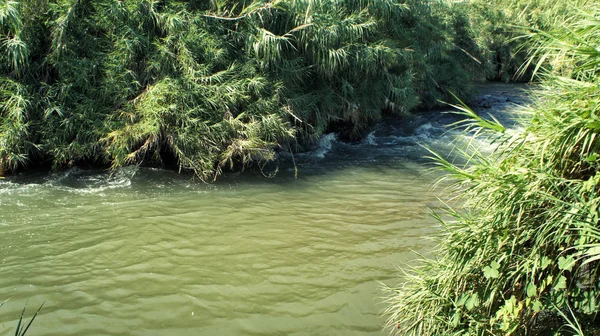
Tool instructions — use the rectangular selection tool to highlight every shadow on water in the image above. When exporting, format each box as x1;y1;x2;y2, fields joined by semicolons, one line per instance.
2;83;533;192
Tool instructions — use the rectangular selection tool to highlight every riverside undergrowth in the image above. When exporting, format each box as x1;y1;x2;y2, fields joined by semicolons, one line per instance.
467;0;597;81
0;0;489;180
385;6;600;335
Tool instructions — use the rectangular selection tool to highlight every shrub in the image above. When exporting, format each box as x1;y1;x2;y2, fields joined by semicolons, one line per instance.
0;0;487;179
385;6;600;335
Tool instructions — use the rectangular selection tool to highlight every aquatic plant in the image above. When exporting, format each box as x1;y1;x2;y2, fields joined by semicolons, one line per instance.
385;6;600;335
0;300;44;336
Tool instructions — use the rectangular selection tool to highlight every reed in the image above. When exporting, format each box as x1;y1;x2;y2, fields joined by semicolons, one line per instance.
0;301;44;336
0;0;487;179
385;5;600;335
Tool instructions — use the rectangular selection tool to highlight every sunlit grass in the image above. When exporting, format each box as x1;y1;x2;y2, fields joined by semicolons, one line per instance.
385;4;600;335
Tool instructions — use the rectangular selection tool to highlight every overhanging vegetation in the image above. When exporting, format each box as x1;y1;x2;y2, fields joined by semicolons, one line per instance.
0;0;490;180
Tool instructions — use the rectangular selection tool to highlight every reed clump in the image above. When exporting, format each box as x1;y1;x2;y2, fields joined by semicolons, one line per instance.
0;0;489;180
385;5;600;335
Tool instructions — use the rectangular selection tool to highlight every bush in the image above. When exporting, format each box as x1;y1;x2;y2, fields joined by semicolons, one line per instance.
0;0;487;179
467;0;596;81
385;6;600;335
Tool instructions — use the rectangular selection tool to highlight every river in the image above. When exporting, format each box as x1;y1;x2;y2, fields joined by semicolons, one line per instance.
0;84;529;335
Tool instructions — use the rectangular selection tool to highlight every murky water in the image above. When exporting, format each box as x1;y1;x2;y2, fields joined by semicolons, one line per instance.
0;84;529;335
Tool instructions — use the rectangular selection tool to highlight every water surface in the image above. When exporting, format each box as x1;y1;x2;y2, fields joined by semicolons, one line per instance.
0;84;529;335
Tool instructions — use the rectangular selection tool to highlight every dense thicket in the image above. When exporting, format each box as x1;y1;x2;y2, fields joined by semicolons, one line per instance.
467;0;596;81
386;4;600;335
0;0;488;179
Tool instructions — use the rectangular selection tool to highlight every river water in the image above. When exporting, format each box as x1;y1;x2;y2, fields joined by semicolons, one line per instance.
0;84;529;335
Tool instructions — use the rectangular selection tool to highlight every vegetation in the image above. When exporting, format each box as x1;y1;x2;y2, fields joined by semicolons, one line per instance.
0;300;44;336
466;0;597;81
0;0;490;180
4;0;600;332
385;4;600;335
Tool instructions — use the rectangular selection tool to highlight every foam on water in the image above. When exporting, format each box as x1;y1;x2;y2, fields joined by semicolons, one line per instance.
363;131;377;146
0;84;531;196
0;166;137;198
312;133;338;159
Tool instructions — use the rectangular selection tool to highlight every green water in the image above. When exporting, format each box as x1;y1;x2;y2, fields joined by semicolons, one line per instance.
1;84;529;335
1;161;444;335
0;144;447;336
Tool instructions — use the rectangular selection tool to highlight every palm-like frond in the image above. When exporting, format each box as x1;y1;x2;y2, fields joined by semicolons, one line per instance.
0;0;490;177
0;0;21;32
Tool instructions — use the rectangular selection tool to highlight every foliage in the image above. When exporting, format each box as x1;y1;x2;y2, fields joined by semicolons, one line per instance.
385;6;600;335
467;0;596;81
13;302;44;336
0;0;486;179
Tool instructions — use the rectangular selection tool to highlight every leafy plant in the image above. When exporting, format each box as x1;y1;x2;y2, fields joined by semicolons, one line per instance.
0;0;488;179
385;5;600;335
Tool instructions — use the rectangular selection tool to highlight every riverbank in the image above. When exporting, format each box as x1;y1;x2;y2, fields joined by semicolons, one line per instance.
1;0;513;180
385;5;600;333
0;82;531;182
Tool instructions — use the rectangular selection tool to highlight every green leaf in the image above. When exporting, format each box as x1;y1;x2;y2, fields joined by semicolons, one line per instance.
584;246;600;259
504;296;519;315
465;293;480;311
558;256;575;271
585;153;599;163
555;276;567;290
526;283;537;298
531;300;543;312
483;261;500;279
451;311;461;327
456;294;468;307
540;256;552;269
586;121;600;131
483;266;499;279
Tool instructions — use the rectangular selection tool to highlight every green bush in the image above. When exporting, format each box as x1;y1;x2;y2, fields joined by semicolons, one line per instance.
467;0;596;81
385;6;600;335
0;0;487;179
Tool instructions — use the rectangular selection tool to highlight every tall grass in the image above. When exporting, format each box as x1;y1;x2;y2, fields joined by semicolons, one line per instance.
467;0;597;81
0;301;44;336
385;5;600;335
